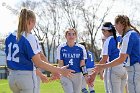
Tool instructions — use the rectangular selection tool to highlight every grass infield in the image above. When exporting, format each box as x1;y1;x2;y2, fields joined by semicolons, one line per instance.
0;75;105;93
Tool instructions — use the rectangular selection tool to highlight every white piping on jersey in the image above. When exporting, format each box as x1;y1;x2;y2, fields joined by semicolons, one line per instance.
11;30;17;36
57;43;67;60
76;43;87;59
120;30;135;67
22;32;41;55
102;36;113;55
120;31;132;54
102;36;113;62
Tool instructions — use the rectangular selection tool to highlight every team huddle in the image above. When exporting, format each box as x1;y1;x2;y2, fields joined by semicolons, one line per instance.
4;8;140;93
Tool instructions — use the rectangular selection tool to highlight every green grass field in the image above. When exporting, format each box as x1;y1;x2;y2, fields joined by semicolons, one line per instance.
0;76;105;93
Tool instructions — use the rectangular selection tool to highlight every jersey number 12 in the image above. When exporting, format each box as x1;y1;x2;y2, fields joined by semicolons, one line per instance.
7;42;19;63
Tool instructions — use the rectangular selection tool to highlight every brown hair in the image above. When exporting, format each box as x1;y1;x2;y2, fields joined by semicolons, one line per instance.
115;15;140;37
17;8;36;40
65;28;77;36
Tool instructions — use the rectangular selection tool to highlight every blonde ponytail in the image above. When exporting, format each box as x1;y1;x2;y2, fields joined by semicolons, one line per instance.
17;8;36;40
17;8;28;40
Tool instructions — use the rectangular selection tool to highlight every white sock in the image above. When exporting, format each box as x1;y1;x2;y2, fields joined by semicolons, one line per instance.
89;86;94;91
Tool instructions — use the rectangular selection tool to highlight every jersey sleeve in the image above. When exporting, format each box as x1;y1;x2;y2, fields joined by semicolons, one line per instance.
91;52;94;62
80;45;87;60
24;40;35;59
120;33;133;54
27;34;41;55
56;44;62;60
35;37;42;52
102;38;112;56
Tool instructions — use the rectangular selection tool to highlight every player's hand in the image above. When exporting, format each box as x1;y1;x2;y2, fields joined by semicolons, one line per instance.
50;73;60;80
40;74;49;83
36;69;49;83
88;73;96;87
60;65;75;77
93;64;105;73
84;75;91;86
99;70;104;80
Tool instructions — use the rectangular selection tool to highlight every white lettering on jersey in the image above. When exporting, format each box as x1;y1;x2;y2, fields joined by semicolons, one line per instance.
7;42;19;63
62;53;80;58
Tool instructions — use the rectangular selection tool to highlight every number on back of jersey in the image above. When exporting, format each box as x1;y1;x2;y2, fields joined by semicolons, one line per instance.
7;42;19;63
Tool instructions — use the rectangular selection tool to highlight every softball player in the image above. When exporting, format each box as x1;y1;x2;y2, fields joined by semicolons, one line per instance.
94;15;140;93
99;22;127;93
57;28;89;93
80;42;95;93
5;8;74;93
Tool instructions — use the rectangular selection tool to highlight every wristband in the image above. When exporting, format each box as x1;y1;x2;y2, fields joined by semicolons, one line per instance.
81;65;88;76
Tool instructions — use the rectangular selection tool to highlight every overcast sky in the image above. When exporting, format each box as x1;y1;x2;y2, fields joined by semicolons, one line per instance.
0;0;140;37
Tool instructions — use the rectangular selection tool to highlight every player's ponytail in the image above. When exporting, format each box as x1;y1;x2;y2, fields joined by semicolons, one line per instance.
130;24;140;35
111;26;118;47
17;8;36;40
17;8;28;40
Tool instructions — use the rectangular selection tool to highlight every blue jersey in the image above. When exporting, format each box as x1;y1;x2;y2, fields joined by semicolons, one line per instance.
57;42;87;73
120;30;140;66
102;36;120;62
5;31;41;70
85;51;95;68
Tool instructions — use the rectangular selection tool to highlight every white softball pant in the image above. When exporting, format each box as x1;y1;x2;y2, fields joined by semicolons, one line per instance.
8;70;38;93
60;72;83;93
125;63;140;93
104;64;127;93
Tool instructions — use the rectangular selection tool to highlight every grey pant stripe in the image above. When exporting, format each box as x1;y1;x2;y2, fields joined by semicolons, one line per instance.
133;65;136;93
32;71;35;93
104;69;110;93
110;67;113;93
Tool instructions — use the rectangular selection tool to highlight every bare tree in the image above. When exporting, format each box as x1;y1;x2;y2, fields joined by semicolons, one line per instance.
59;0;84;30
43;0;62;62
16;0;115;62
78;0;115;61
3;0;140;64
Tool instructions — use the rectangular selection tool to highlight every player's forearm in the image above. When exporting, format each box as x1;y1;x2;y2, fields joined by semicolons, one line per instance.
38;61;61;74
36;69;42;76
80;60;88;76
99;59;106;64
80;60;86;67
104;53;128;68
39;52;48;63
104;57;124;68
32;54;61;74
99;55;108;64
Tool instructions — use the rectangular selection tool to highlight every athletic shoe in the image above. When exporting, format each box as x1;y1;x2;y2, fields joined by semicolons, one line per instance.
81;88;88;93
90;90;95;93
